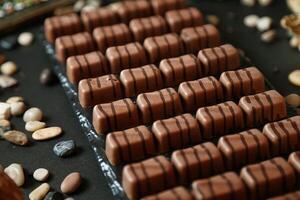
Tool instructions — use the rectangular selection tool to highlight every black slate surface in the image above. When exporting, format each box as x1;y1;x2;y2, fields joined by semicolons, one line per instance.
0;0;299;200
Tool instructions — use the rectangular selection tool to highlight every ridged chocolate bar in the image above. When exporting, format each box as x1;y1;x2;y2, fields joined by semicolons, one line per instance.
141;186;193;200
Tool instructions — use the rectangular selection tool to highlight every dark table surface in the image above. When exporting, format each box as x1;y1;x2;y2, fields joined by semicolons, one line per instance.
0;0;299;200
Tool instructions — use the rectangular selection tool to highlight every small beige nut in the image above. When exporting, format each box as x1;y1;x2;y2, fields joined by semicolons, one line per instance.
258;0;273;6
18;32;34;46
0;102;11;120
241;0;255;7
206;15;219;26
33;168;49;182
32;127;62;141
29;183;50;200
0;75;18;88
244;15;259;28
2;130;28;146
25;121;46;132
23;107;43;122
286;93;300;107
60;172;82;194
0;61;17;76
287;0;300;14
261;30;276;43
6;96;24;104
0;119;10;128
10;102;26;116
257;16;273;32
288;70;300;86
290;37;300;48
4;163;25;187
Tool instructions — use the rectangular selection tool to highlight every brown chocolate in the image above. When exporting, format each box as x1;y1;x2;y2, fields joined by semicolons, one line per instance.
110;1;153;24
93;98;139;134
143;33;184;64
55;32;95;63
150;0;186;16
178;76;224;112
105;125;156;165
220;67;265;100
198;44;240;75
93;23;132;53
136;88;183;124
192;172;247;200
171;142;224;184
106;42;148;74
81;7;120;32
152;113;201;153
218;129;270;170
44;13;82;43
129;15;168;43
267;191;300;200
196;101;243;139
141;186;193;200
165;7;203;33
120;64;163;97
180;24;221;54
239;90;287;128
122;155;176;200
288;152;300;178
66;51;108;84
159;54;203;87
240;157;296;200
78;74;122;108
263;116;300;157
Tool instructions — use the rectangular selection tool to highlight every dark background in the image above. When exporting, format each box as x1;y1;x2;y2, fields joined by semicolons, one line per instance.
0;0;299;199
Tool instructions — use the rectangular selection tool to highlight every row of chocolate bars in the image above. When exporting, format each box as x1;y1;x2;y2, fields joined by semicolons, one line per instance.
43;0;300;199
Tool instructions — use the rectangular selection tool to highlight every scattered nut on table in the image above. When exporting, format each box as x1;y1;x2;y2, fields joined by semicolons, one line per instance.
18;32;34;46
10;102;26;116
61;172;82;194
257;16;273;32
288;69;300;86
2;130;28;146
4;163;25;187
1;61;18;75
33;168;49;182
286;93;300;107
29;183;50;200
261;30;277;43
206;15;219;26
244;15;259;28
23;107;43;122
258;0;273;6
241;0;255;7
25;121;46;132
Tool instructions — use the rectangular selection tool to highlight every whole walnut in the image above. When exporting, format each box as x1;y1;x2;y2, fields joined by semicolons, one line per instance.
0;171;24;200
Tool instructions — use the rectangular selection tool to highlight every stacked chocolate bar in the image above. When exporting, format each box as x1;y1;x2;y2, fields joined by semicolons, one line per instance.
44;0;300;199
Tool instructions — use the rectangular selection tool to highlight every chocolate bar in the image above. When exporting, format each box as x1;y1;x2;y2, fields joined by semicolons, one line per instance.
218;129;270;170
220;67;265;100
159;54;203;87
240;157;296;200
263;116;300;156
267;191;300;200
181;24;221;54
136;88;183;124
120;64;163;97
288;152;300;179
105;125;156;165
143;33;184;64
152;113;201;153
66;51;108;84
78;74;122;108
196;101;244;139
150;0;186;16
165;7;203;33
171;142;224;184
122;155;176;200
178;76;224;112
192;172;247;200
239;90;287;128
93;98;139;134
141;186;193;200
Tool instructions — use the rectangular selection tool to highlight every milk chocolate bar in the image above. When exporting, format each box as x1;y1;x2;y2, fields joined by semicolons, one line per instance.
192;172;247;200
263;116;300;156
136;88;183;124
152;113;201;153
178;76;224;112
81;7;120;32
44;14;82;43
159;54;203;87
93;23;132;53
288;152;300;178
93;98;139;134
78;74;122;108
55;32;95;63
239;90;287;128
143;33;184;64
165;7;203;33
110;1;153;24
181;24;221;54
66;51;108;84
198;44;240;75
129;16;168;42
105;125;156;165
141;186;193;200
122;155;176;200
150;0;186;16
240;157;296;200
106;42;148;73
196;101;244;139
267;191;300;200
218;129;270;170
172;142;224;184
120;64;163;97
220;67;265;100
